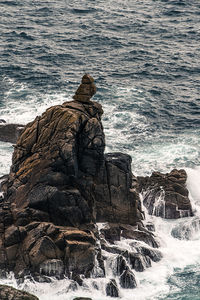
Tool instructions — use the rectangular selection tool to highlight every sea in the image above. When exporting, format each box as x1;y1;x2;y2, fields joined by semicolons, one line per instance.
0;0;200;299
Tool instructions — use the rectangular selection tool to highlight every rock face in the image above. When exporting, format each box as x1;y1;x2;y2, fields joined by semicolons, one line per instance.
106;279;119;297
0;284;39;300
138;169;193;219
0;123;25;143
0;75;144;280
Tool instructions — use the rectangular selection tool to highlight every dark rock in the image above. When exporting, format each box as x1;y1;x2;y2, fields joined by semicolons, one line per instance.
0;284;39;300
0;123;24;143
129;253;151;272
106;279;119;297
101;223;159;248
138;169;193;219
114;255;128;275
71;272;83;286
119;269;137;289
95;153;144;225
73;298;92;300
145;222;155;232
139;246;162;262
0;75;145;280
100;224;121;244
65;241;95;277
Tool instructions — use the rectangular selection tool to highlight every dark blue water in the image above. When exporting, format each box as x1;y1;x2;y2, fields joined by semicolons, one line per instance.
1;1;200;299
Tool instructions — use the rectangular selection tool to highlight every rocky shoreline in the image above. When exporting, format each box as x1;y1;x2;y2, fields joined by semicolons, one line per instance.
0;75;193;299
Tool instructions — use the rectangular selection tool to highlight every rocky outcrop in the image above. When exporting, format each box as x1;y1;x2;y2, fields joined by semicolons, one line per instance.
95;153;143;225
0;284;39;300
0;75;144;282
0;123;24;143
138;169;193;219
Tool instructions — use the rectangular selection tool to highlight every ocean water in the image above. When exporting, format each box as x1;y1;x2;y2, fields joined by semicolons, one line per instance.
0;0;200;299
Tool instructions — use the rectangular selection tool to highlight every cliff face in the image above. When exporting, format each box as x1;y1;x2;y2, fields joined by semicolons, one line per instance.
0;75;144;280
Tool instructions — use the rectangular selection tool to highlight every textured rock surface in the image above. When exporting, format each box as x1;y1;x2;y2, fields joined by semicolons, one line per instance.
0;123;24;143
138;169;193;219
106;279;119;297
0;284;39;300
0;75;144;280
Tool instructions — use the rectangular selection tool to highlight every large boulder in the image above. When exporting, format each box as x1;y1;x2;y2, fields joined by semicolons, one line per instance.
0;75;143;279
138;169;193;219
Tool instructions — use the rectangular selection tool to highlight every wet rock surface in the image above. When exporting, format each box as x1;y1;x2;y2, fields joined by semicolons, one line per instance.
0;284;39;300
138;169;193;219
119;268;137;289
0;75;144;281
0;75;193;295
106;279;119;297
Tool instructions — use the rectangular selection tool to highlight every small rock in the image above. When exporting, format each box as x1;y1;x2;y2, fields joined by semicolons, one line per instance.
119;269;137;289
106;279;119;297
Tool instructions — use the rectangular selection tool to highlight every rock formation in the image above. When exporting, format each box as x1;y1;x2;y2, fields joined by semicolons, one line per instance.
0;75;146;287
0;75;192;296
138;169;193;219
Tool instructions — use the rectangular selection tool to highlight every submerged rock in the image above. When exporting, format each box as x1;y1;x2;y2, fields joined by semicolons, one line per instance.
138;169;193;219
0;284;39;300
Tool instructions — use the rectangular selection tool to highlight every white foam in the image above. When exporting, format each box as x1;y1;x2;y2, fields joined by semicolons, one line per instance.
0;142;13;177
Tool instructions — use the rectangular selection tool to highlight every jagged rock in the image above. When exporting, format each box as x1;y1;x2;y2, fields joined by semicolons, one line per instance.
0;123;24;143
65;241;95;277
95;153;144;225
73;74;96;103
0;75;145;279
139;246;162;262
119;269;137;289
113;255;128;276
100;224;121;244
4;225;26;247
145;222;155;232
120;223;159;248
71;272;84;286
0;284;39;300
138;169;193;219
106;279;119;297
129;253;151;272
100;223;159;248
